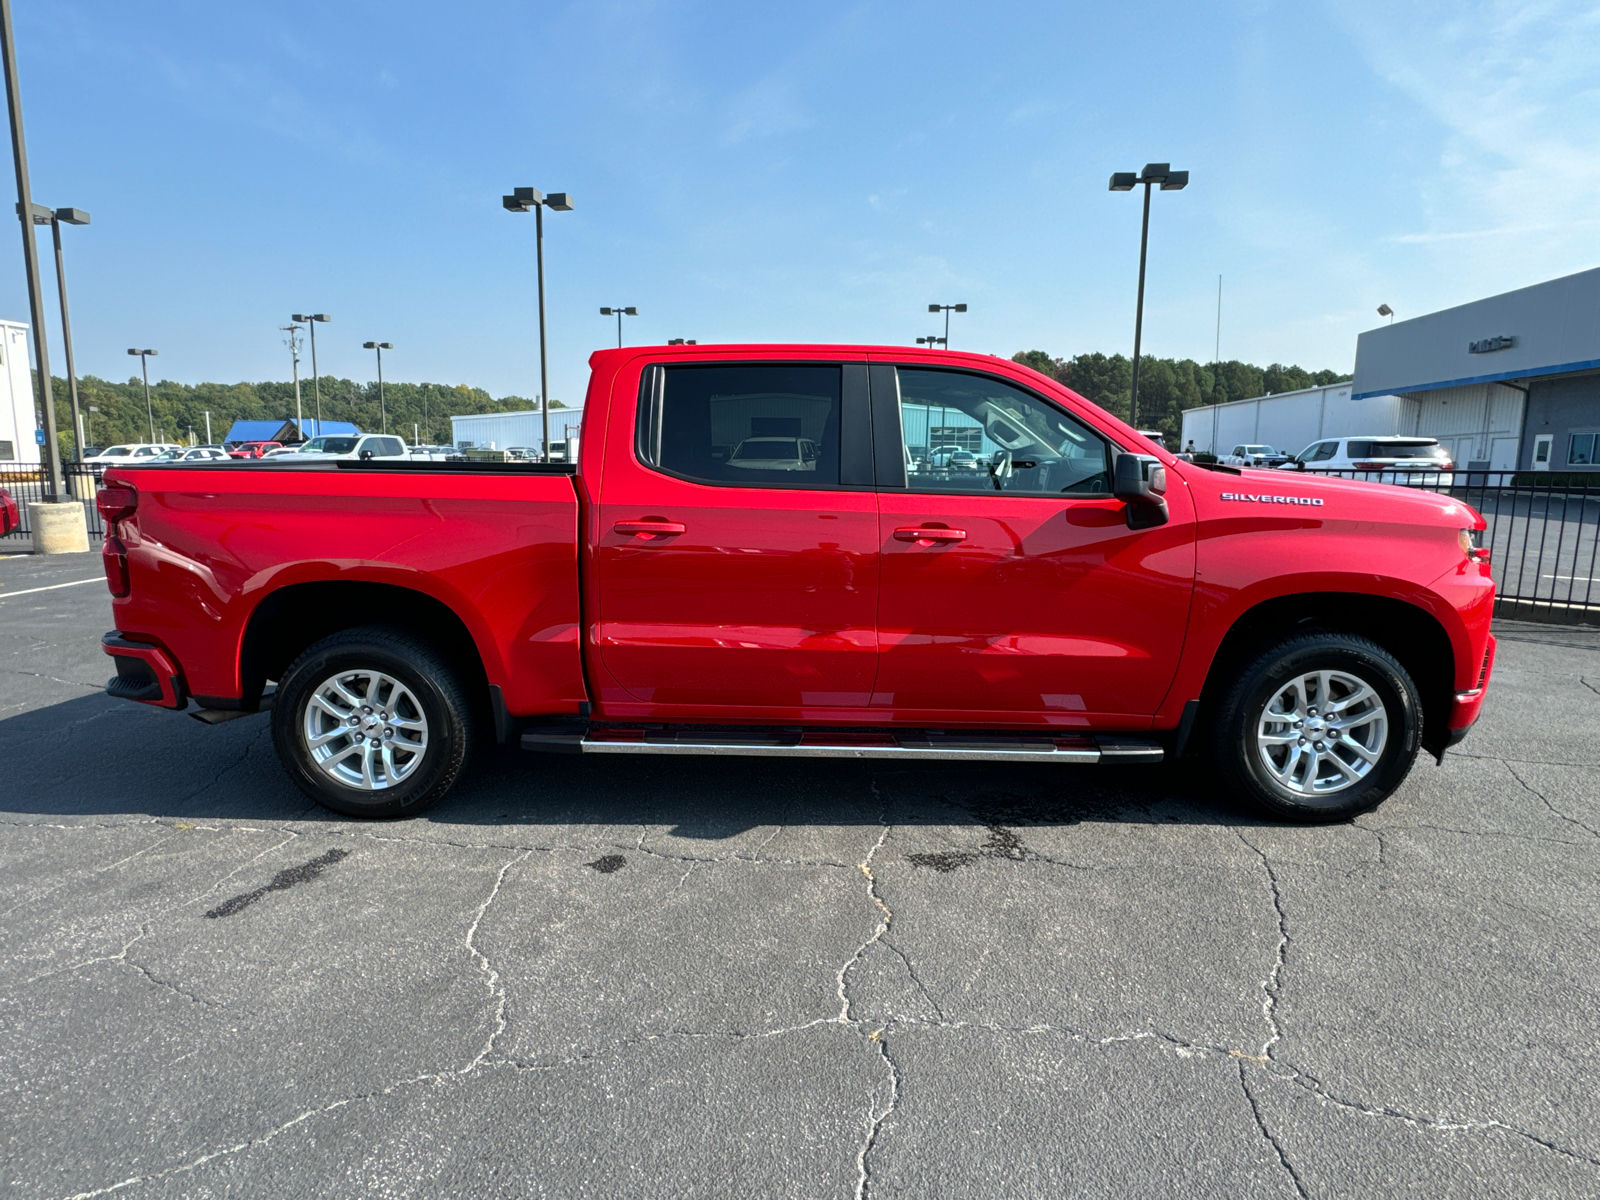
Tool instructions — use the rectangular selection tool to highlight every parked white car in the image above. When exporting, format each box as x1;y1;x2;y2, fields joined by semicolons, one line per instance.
289;434;409;462
1223;443;1292;468
146;446;234;464
1286;435;1455;487
84;443;182;464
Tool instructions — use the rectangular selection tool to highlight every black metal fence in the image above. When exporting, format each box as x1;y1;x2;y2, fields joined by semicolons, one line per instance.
0;464;104;542
1300;468;1599;617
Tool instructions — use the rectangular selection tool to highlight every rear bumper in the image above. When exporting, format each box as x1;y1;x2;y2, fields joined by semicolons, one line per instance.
102;631;187;709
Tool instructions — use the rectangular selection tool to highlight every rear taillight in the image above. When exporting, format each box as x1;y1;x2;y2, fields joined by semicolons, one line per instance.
96;484;137;525
103;534;130;597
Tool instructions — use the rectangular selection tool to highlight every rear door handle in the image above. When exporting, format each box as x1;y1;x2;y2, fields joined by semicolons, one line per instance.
894;526;966;543
614;520;687;537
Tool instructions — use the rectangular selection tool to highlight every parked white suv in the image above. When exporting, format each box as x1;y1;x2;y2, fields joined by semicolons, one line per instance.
289;434;409;461
1287;436;1455;487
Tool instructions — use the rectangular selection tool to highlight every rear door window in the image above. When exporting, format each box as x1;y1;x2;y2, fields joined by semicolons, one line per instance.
637;364;846;488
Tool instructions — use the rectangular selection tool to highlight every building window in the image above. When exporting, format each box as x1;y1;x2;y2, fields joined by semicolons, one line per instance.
1570;433;1597;466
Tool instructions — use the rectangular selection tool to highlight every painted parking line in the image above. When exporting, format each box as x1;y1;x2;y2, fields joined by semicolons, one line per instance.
0;577;103;601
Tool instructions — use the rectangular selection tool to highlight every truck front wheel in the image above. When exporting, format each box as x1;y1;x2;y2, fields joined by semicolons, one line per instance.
1211;631;1421;823
272;626;474;818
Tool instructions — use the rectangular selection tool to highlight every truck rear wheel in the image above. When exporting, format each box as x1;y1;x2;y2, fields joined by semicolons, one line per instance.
1211;631;1421;823
272;626;474;818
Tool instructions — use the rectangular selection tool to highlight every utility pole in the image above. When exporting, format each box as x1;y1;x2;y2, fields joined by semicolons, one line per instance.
281;322;304;434
203;410;211;444
0;0;63;500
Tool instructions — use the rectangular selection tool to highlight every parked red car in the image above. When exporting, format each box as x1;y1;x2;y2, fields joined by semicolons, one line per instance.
226;441;282;460
95;344;1496;823
0;486;18;536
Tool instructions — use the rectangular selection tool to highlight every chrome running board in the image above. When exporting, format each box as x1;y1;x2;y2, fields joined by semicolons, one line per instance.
521;727;1164;764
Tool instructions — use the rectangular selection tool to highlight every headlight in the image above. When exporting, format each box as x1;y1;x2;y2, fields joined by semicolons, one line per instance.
1459;528;1489;563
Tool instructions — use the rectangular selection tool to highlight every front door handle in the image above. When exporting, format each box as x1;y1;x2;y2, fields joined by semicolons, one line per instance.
894;526;966;544
614;520;687;537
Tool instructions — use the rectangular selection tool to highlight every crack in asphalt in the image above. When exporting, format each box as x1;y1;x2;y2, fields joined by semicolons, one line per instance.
1234;829;1291;1062
1503;761;1600;840
1240;1064;1312;1199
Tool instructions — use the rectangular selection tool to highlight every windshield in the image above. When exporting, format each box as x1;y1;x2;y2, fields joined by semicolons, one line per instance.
1244;445;1278;455
100;447;132;457
301;437;358;454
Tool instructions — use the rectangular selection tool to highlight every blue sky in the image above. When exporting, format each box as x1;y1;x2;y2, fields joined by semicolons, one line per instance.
4;0;1598;406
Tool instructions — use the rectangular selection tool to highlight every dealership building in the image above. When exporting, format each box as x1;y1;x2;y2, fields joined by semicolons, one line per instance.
1182;266;1600;471
1350;266;1600;472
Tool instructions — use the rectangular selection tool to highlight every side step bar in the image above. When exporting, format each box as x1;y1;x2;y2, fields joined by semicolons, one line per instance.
521;727;1164;764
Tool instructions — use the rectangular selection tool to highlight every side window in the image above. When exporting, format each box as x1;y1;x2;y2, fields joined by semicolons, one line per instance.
379;438;405;456
1310;441;1338;462
896;368;1111;496
638;364;844;488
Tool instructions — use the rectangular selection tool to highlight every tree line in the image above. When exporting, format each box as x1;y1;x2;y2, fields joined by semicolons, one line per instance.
39;373;563;455
1010;350;1350;441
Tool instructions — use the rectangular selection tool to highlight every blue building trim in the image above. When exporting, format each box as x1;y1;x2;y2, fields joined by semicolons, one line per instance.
1353;356;1600;399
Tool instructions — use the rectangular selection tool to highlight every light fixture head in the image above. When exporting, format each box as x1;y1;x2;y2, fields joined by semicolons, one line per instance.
503;186;541;213
1159;170;1188;191
312;314;330;322
379;342;393;349
1139;162;1171;184
1377;304;1393;317
600;307;613;315
954;303;967;312
624;307;638;316
363;341;377;349
928;304;941;313
56;207;90;225
1109;172;1137;192
127;348;138;355
291;314;308;322
545;192;574;211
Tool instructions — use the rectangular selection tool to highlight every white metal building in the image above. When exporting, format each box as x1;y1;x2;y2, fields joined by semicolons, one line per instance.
1179;382;1407;459
450;407;585;456
0;320;39;464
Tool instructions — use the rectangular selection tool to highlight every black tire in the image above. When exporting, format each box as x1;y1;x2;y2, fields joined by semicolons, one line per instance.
1211;631;1421;823
271;625;474;818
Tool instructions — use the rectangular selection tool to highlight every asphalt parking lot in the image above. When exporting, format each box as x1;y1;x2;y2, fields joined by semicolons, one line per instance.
2;552;1598;1199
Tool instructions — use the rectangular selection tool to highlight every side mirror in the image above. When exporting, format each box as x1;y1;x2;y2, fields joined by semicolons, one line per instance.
359;449;374;460
1113;452;1170;530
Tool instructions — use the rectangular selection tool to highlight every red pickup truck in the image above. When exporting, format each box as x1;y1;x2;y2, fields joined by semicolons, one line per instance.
95;345;1496;823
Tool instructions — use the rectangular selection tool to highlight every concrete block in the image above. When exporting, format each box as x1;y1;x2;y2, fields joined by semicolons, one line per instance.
27;501;90;554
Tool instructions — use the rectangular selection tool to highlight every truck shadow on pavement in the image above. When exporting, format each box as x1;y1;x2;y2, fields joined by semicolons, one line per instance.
0;693;1254;833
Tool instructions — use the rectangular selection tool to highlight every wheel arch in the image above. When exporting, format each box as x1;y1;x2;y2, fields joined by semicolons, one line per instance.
1191;591;1456;761
239;580;491;723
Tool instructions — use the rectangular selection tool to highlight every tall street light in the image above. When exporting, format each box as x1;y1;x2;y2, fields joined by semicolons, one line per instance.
927;302;966;348
1377;304;1395;325
281;321;305;432
1109;162;1188;429
503;186;574;462
667;338;697;345
29;204;89;460
127;348;157;443
916;335;947;348
363;341;392;434
599;306;637;348
291;312;330;434
0;0;64;500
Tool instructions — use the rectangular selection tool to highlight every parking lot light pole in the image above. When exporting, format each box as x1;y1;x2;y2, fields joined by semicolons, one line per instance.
363;341;392;433
927;303;966;348
916;335;946;348
599;306;637;348
127;348;157;442
1377;303;1395;325
32;205;88;461
503;186;574;461
0;0;65;500
1109;162;1187;428
292;313;330;434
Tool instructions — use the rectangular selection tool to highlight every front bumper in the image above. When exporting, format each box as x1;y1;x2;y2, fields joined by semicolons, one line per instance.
1445;633;1496;735
102;631;187;709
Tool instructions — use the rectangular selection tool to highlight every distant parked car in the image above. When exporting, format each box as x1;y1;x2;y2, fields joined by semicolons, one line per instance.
926;445;981;472
227;441;283;460
0;486;18;536
291;434;408;462
1137;429;1167;450
1287;436;1455;487
727;436;821;471
84;444;182;465
1224;443;1291;468
147;447;234;464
